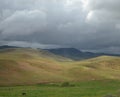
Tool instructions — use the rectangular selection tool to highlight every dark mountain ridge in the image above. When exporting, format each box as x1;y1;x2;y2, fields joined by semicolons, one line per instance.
0;45;19;49
44;48;120;60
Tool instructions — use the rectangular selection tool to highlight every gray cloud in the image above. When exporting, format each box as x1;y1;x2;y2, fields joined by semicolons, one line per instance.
0;0;120;53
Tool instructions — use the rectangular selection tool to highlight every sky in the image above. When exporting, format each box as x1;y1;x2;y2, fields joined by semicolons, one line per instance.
0;0;120;54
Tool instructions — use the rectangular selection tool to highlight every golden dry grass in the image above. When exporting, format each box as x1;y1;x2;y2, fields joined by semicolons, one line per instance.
0;48;120;86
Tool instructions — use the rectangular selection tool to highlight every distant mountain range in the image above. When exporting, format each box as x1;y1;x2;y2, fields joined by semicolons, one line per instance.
44;48;120;60
0;45;120;60
0;45;19;49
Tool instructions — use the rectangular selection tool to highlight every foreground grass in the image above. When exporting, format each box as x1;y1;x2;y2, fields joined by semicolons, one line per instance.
0;80;120;97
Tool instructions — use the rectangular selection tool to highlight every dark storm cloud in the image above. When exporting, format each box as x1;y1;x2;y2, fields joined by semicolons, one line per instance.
0;0;120;53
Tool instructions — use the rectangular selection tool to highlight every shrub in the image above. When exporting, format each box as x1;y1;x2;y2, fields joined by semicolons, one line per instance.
61;82;70;87
22;92;26;96
61;82;75;87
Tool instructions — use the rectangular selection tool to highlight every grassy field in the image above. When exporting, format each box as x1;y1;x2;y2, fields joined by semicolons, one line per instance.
0;80;120;97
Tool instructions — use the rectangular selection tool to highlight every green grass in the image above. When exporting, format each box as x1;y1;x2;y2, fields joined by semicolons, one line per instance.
0;80;120;97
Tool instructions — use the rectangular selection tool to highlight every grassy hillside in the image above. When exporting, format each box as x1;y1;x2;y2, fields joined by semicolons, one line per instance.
0;48;120;86
0;48;73;86
73;56;120;80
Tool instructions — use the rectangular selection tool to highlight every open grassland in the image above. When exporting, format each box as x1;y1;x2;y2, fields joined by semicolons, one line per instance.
0;48;120;97
0;80;120;97
0;48;120;86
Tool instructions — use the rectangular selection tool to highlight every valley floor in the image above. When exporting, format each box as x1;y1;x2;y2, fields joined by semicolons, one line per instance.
0;80;120;97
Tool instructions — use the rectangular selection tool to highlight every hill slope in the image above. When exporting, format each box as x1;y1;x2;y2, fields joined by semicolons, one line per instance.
0;48;73;86
73;56;120;80
0;48;120;86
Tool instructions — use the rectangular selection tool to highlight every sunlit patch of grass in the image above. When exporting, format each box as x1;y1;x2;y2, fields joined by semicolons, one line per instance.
0;80;120;97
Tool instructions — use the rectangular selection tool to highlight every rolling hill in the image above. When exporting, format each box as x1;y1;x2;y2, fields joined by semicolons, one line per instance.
0;48;120;86
0;48;73;86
